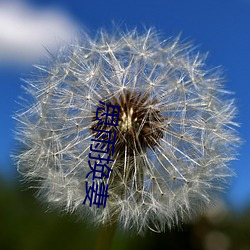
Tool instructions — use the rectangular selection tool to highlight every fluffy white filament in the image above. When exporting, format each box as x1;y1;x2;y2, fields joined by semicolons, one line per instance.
14;28;240;234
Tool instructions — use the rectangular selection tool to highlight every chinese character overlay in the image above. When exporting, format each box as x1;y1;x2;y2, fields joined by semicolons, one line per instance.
96;101;120;126
90;129;117;156
86;160;113;180
83;181;109;208
83;102;120;208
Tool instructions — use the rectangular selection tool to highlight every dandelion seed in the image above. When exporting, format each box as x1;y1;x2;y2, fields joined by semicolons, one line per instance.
14;27;240;234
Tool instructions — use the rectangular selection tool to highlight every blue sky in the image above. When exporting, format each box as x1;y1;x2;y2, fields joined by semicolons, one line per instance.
1;0;249;210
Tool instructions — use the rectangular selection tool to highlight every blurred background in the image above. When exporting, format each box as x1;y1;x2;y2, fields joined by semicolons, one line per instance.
1;0;250;249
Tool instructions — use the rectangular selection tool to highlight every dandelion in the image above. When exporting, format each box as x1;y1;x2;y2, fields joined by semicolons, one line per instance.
14;27;240;234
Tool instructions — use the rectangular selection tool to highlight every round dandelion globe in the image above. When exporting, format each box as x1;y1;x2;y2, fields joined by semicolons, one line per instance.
14;27;240;234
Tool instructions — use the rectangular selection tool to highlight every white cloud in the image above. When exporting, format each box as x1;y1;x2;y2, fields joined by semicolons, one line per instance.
0;1;78;65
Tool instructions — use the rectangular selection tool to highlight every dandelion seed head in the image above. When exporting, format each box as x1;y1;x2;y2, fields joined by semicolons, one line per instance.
14;27;240;234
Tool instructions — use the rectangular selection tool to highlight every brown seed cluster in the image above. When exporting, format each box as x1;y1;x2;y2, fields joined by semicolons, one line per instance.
91;90;165;159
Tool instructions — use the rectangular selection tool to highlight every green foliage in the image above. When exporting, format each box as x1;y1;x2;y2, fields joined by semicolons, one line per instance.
1;177;250;250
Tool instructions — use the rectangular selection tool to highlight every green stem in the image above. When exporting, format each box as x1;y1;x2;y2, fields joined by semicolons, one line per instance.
94;221;117;250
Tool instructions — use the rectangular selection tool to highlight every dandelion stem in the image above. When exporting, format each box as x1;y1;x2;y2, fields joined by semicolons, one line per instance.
94;220;117;250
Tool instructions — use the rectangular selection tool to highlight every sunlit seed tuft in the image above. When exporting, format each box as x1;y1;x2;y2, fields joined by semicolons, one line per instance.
14;27;240;234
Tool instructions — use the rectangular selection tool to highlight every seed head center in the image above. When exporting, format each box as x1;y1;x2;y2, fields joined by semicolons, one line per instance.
91;90;164;157
119;107;138;131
